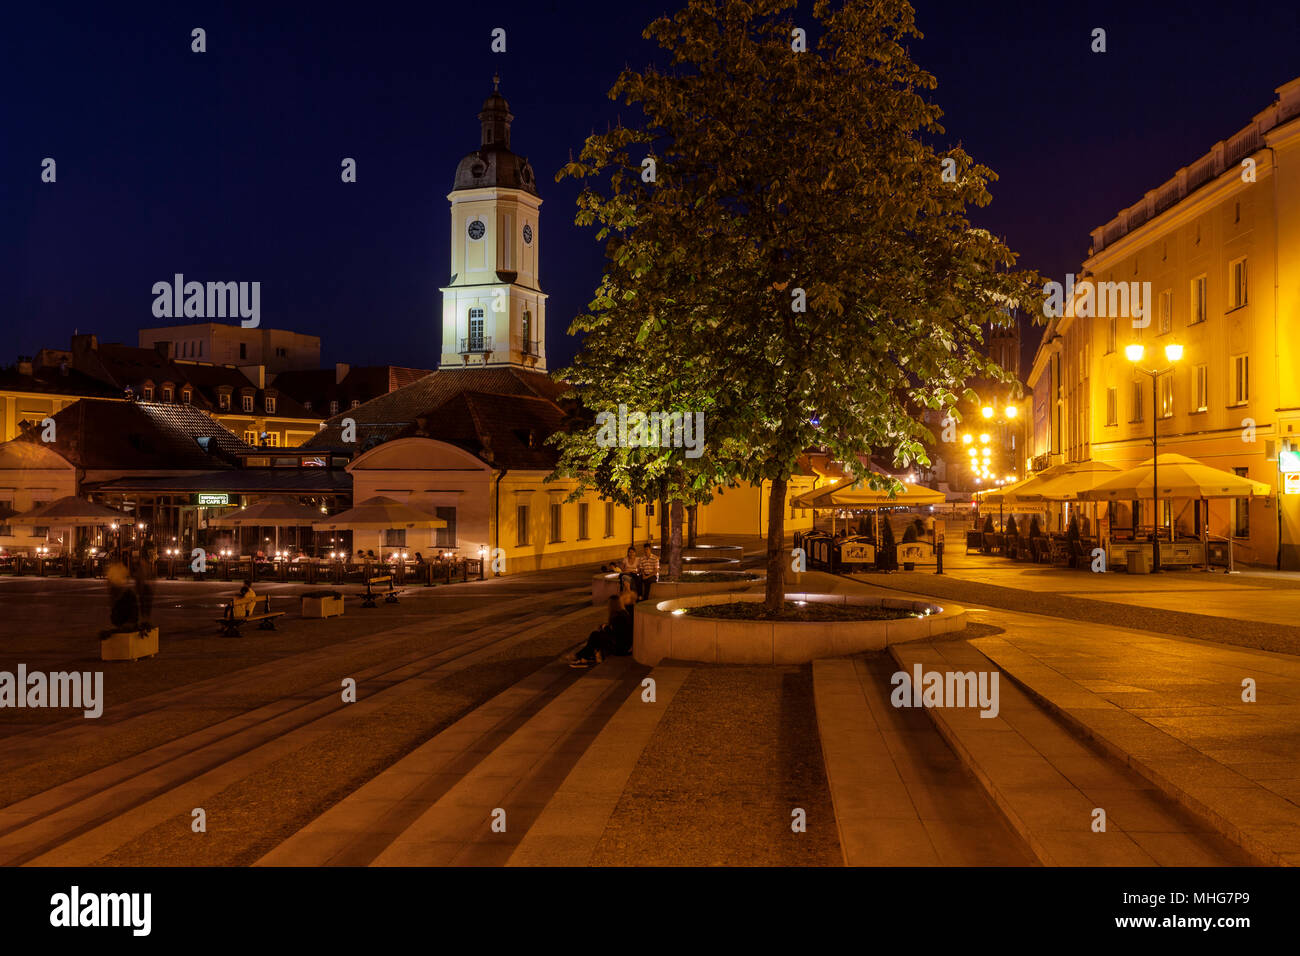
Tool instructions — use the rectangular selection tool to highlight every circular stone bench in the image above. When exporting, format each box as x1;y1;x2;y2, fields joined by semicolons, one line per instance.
591;570;761;606
633;591;964;665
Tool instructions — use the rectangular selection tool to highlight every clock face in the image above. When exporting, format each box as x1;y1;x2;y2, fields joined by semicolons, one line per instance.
467;220;486;241
522;224;533;245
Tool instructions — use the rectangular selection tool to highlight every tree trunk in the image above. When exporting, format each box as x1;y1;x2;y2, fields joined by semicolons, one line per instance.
669;499;684;579
687;505;697;548
765;476;787;614
659;491;669;557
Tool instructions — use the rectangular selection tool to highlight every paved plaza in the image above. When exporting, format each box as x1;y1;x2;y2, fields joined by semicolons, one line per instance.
1;550;1298;866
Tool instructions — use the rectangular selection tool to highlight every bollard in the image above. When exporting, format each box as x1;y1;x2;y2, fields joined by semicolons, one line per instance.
935;541;944;575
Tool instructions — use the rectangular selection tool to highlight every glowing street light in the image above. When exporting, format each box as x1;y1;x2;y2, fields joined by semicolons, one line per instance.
1127;341;1183;572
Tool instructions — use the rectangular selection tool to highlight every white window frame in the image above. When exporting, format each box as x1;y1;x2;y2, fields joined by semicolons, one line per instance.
1159;374;1173;419
1158;289;1172;334
1232;354;1250;405
1190;274;1207;324
1194;364;1208;412
241;394;254;413
1229;257;1247;310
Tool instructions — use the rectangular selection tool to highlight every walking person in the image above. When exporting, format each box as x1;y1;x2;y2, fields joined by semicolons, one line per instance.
636;542;659;600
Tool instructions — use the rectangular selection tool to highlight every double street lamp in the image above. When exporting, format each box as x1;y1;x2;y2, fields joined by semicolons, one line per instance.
1125;342;1183;572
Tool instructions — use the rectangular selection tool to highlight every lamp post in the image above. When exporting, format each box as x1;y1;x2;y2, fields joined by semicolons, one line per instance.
1125;342;1183;572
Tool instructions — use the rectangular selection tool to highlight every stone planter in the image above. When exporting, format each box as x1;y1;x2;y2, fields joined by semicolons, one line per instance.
633;591;964;666
101;627;159;661
301;591;345;618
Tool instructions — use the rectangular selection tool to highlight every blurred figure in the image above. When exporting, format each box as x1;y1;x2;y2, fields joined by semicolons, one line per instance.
135;544;156;629
104;561;140;634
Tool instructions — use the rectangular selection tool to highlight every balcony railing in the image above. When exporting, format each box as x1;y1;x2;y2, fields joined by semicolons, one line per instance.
459;336;493;354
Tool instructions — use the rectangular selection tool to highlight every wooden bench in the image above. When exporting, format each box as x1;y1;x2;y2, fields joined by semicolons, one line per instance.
360;575;404;608
216;595;284;637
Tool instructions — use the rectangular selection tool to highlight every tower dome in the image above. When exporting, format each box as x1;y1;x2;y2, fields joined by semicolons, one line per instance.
453;75;537;195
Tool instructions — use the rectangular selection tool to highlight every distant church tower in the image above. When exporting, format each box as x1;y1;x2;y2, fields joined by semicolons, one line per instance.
440;77;546;371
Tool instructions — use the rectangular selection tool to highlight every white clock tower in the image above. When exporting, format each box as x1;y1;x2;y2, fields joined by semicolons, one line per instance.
439;77;546;371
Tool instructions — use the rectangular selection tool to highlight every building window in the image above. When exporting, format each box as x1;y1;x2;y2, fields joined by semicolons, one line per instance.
549;502;562;543
1159;374;1173;419
1229;258;1248;310
142;385;154;401
263;432;281;447
181;388;192;404
329;400;339;415
1232;354;1249;405
522;310;532;353
1130;380;1144;423
1105;387;1117;426
516;505;530;546
578;502;589;540
1158;289;1172;334
239;343;247;360
469;308;485;351
161;386;173;402
265;396;276;414
243;430;259;445
435;507;457;548
1195;365;1208;412
218;392;230;410
1233;468;1250;537
242;394;254;413
350;399;360;409
1190;275;1207;324
1106;316;1116;354
632;505;641;528
604;502;615;538
382;529;406;548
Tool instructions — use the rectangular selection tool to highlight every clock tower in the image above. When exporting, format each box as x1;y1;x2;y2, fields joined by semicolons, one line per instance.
440;77;546;371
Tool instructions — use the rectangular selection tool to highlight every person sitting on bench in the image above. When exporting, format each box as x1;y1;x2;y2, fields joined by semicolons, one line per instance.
232;580;258;618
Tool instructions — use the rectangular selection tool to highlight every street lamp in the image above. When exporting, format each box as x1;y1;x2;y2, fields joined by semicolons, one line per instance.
1126;342;1183;572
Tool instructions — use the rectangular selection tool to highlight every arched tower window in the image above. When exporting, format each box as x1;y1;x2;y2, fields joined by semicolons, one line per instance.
469;308;485;351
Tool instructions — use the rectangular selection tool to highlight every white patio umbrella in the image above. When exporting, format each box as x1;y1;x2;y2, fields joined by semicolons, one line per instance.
1078;454;1272;571
314;496;446;561
10;496;135;555
209;495;326;555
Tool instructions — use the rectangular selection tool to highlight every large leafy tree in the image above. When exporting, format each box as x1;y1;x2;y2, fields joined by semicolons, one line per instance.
559;0;1041;611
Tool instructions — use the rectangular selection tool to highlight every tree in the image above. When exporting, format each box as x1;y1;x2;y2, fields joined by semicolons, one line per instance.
560;0;1041;611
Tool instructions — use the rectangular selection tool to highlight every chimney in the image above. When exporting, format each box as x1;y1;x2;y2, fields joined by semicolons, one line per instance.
71;333;98;358
154;341;173;360
240;364;266;389
335;362;351;385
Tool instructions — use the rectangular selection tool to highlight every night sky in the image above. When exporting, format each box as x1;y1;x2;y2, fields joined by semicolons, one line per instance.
4;0;1297;376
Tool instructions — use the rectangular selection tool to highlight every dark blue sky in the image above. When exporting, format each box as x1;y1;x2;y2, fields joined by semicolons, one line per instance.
4;0;1297;374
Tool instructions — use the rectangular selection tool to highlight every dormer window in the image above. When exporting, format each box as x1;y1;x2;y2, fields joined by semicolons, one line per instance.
350;399;360;409
142;385;154;401
161;385;174;402
329;400;339;415
218;392;231;411
181;388;192;404
241;394;254;413
265;396;276;414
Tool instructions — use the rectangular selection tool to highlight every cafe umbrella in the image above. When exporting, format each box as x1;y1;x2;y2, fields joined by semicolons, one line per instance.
1077;453;1272;572
209;495;327;556
313;496;446;562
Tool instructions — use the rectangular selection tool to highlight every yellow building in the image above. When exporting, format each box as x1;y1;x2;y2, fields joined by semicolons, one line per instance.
1029;76;1300;566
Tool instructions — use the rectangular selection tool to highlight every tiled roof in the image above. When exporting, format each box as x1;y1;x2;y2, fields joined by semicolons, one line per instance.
272;365;433;413
306;366;569;456
21;399;257;470
0;365;119;399
86;468;352;494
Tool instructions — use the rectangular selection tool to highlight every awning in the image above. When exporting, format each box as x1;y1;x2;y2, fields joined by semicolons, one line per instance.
9;496;135;526
314;496;447;530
